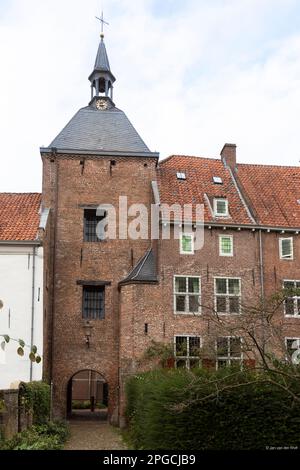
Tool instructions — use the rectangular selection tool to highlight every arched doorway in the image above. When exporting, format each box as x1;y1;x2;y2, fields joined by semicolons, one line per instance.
67;370;108;420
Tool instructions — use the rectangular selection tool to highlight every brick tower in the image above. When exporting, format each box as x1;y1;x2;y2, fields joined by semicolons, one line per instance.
41;29;159;424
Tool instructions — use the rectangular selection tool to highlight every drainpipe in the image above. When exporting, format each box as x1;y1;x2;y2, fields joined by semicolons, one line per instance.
259;229;265;354
30;246;36;382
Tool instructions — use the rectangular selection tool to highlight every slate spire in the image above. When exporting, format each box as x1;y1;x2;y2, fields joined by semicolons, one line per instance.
89;33;116;102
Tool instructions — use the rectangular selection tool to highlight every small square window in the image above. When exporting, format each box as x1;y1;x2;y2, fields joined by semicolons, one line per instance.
180;233;194;254
219;235;233;256
176;172;186;180
279;238;293;260
214;198;228;217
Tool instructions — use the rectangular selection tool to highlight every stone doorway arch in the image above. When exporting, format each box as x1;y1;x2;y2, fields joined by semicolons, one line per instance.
66;370;108;420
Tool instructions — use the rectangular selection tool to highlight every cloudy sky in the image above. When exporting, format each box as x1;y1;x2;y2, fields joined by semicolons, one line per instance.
1;0;300;192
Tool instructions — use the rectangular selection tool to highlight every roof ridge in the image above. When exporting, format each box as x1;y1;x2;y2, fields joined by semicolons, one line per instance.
237;162;300;170
160;155;220;164
0;192;41;196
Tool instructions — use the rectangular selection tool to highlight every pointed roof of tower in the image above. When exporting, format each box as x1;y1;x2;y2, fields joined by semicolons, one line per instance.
40;23;159;159
47;105;155;156
94;35;111;72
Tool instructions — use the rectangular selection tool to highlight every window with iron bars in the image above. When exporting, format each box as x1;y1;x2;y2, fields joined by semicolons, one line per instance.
82;286;105;320
84;209;106;242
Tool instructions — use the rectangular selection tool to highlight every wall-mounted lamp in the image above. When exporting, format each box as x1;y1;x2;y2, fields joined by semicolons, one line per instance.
84;321;93;348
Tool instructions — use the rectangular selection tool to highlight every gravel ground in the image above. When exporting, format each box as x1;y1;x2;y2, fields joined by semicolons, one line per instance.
64;420;127;451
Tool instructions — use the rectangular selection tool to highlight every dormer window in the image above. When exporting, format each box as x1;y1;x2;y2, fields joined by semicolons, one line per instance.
214;198;228;217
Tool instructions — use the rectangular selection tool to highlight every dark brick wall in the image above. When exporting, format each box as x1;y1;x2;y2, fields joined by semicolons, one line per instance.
42;154;157;424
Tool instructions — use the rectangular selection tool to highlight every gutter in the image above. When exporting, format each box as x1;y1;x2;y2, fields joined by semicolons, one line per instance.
0;240;41;246
30;246;36;382
259;229;265;299
259;229;266;355
40;147;159;159
160;219;300;232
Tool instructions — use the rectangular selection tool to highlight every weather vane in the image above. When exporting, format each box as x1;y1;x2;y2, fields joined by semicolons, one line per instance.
96;11;109;36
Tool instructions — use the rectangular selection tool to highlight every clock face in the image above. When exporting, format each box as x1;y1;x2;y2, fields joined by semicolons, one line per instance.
96;99;108;110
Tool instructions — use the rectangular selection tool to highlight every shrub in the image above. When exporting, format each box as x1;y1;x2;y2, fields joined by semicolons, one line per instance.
22;381;50;424
126;367;300;450
1;421;69;451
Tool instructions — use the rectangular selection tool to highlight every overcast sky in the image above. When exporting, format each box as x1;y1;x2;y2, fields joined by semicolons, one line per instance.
1;0;300;192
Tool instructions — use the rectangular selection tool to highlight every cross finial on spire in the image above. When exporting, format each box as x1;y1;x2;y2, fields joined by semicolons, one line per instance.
96;11;109;38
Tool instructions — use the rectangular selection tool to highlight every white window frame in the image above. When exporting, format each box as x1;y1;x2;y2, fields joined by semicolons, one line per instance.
0;347;6;365
214;276;241;315
279;237;293;260
219;235;233;257
174;275;201;315
174;335;202;369
283;280;300;317
216;336;243;370
176;172;186;180
213;198;229;217
180;233;194;255
285;337;300;363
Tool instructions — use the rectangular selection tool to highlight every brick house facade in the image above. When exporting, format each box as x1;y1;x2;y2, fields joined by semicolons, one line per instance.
40;34;300;425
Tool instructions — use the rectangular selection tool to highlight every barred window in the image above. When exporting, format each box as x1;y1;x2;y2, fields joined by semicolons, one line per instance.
174;336;201;369
215;277;241;314
84;209;106;242
217;337;242;369
83;286;105;320
174;276;201;314
283;281;300;317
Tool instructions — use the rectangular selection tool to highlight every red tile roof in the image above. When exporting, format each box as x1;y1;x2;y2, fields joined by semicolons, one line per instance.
236;164;300;228
158;155;300;228
158;156;253;225
0;193;41;241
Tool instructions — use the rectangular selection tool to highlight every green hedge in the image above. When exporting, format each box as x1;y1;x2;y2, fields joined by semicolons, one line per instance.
22;381;50;424
0;421;69;450
126;368;300;450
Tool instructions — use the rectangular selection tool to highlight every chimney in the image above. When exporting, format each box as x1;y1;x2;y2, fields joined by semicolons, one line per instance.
221;143;237;170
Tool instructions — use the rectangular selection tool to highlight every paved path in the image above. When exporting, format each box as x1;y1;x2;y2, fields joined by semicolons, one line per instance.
64;420;127;451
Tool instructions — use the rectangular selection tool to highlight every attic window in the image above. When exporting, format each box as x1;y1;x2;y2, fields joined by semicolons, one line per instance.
177;172;186;180
213;176;223;184
214;198;229;217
